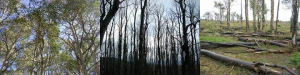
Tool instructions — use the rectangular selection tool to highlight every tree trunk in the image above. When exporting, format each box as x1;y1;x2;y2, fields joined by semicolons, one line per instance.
253;0;257;33
238;37;287;47
201;49;293;75
292;0;298;52
100;0;121;47
245;0;249;32
262;0;266;33
227;0;231;29
257;6;261;32
270;0;274;34
275;0;280;33
241;0;243;25
138;0;148;74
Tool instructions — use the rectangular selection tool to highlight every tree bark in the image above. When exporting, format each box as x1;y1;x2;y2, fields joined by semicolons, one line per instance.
201;41;256;49
253;0;257;33
238;37;287;47
100;0;121;47
270;0;275;34
292;0;298;52
227;0;231;29
201;49;288;75
245;0;249;32
241;0;243;25
262;0;266;33
275;0;280;33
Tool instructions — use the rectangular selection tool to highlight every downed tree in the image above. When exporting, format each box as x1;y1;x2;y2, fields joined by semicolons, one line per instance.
201;49;297;75
238;37;287;47
201;41;256;49
236;44;286;53
253;62;297;75
201;41;286;53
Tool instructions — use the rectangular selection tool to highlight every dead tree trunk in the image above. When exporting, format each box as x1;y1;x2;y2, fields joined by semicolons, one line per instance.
238;37;286;47
201;49;296;75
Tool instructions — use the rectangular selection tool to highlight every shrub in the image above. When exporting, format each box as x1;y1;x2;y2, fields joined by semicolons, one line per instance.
290;52;300;67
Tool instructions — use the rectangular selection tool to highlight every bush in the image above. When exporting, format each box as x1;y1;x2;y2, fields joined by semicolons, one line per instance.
290;52;300;67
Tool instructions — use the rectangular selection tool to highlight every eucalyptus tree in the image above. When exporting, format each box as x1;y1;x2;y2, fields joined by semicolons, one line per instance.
225;0;235;29
214;1;225;23
59;0;100;74
0;0;22;74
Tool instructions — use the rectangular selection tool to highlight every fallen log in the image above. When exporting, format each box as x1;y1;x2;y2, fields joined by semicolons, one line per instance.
238;37;287;47
200;41;256;49
201;41;286;53
253;62;297;75
236;44;286;53
284;37;300;41
201;49;296;75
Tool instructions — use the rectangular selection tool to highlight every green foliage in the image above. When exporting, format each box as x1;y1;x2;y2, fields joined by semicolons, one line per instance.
290;52;300;67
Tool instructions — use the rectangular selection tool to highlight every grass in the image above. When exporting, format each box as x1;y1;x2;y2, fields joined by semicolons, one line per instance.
200;36;237;43
200;20;300;74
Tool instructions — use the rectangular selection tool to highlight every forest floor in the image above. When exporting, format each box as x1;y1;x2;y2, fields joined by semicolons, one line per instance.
200;20;300;75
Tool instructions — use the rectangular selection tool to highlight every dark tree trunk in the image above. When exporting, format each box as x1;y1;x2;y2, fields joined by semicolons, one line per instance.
262;0;266;32
100;0;121;47
275;0;280;33
292;0;298;52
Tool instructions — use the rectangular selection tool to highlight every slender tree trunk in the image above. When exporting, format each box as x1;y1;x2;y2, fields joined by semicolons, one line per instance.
275;0;280;33
262;0;266;33
253;0;257;33
245;0;249;32
227;0;231;29
257;5;261;32
122;3;129;75
117;11;124;75
241;0;243;25
270;0;274;34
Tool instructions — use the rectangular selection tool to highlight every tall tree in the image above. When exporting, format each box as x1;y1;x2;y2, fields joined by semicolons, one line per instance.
251;0;257;32
214;1;225;24
276;0;281;33
137;0;148;75
241;0;243;25
245;0;250;32
262;0;266;32
292;0;298;52
226;0;232;29
100;0;121;47
271;0;275;34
